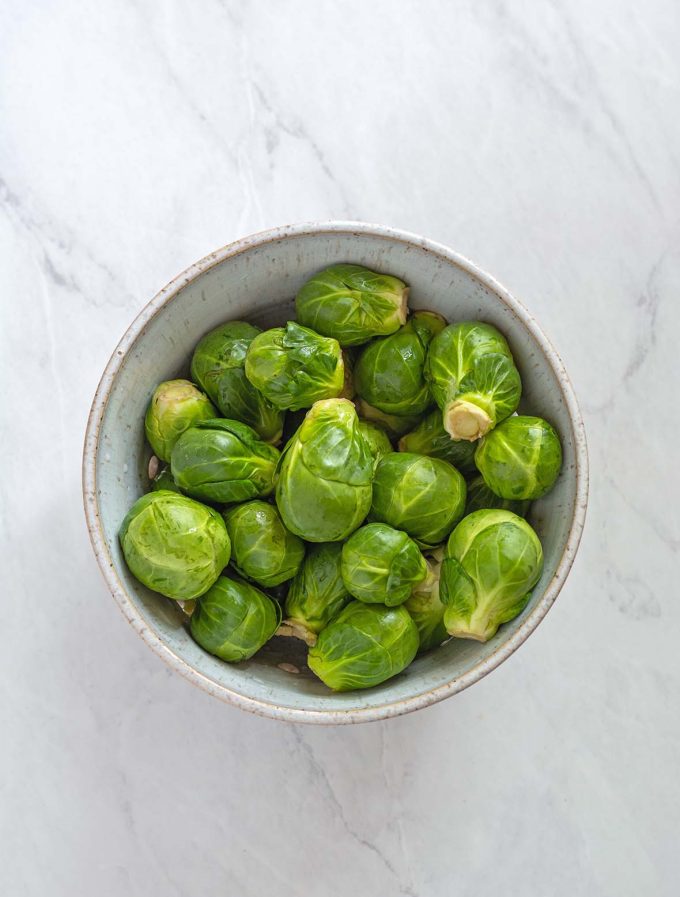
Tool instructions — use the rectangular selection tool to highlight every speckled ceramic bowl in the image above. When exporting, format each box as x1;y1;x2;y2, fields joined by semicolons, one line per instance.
83;222;588;724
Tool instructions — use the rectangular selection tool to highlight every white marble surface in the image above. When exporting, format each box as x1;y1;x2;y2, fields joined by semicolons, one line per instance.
1;1;678;894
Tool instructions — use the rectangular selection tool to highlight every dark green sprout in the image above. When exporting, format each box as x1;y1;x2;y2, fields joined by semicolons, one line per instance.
341;523;427;606
171;419;280;504
370;452;467;547
190;575;281;662
296;264;409;346
190;321;284;443
245;322;344;411
307;601;419;691
354;311;446;416
283;542;351;641
223;500;305;588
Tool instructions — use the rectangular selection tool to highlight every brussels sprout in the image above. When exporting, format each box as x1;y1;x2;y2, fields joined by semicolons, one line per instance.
296;264;408;347
275;398;373;542
397;409;477;474
357;421;392;466
190;575;280;661
223;500;305;588
150;465;183;494
424;322;521;441
190;321;284;443
171;419;280;503
465;475;530;517
475;415;563;500
283;542;351;639
440;509;543;642
404;552;449;653
356;398;421;439
144;380;217;462
119;491;230;600
354;311;446;416
370;452;466;547
307;601;419;691
244;322;344;411
341;523;427;606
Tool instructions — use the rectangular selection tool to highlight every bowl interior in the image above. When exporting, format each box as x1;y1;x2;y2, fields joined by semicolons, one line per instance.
89;227;582;720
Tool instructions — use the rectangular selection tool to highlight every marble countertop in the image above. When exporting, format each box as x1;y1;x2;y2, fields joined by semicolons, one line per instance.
2;2;678;894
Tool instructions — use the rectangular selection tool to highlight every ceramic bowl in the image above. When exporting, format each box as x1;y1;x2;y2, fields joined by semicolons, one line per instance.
83;222;588;724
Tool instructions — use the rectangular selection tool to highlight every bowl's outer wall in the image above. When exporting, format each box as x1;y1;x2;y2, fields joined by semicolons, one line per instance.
85;225;587;722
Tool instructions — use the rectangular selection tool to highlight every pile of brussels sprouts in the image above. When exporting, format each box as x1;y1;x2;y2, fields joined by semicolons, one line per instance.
119;263;563;692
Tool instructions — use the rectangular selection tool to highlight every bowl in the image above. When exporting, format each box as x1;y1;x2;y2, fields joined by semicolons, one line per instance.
83;222;588;724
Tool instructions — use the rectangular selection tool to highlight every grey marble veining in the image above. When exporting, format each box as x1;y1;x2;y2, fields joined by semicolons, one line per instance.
1;1;678;894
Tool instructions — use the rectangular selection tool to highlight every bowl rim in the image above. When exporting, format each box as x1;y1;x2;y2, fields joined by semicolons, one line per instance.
82;220;589;724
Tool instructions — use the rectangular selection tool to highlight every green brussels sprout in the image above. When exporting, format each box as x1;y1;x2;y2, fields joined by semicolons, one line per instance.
357;420;392;466
475;415;563;500
150;466;183;494
223;500;305;588
190;574;280;661
307;601;419;691
275;398;373;542
171;419;280;504
356;398;422;439
144;379;217;462
119;491;230;600
424;322;521;441
283;542;351;640
190;321;284;443
397;409;477;474
404;552;449;653
465;474;531;517
440;509;543;642
370;452;466;547
296;264;408;347
244;321;344;411
341;523;427;606
354;311;446;416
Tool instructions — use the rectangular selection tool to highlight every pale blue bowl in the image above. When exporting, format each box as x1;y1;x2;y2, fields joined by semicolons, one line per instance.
83;222;588;724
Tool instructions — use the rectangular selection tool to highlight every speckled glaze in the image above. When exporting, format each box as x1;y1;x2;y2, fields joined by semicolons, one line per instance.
82;222;588;724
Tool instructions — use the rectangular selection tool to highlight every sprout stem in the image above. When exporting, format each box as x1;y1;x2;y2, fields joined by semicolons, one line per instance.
444;400;492;441
397;287;409;325
277;619;318;647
